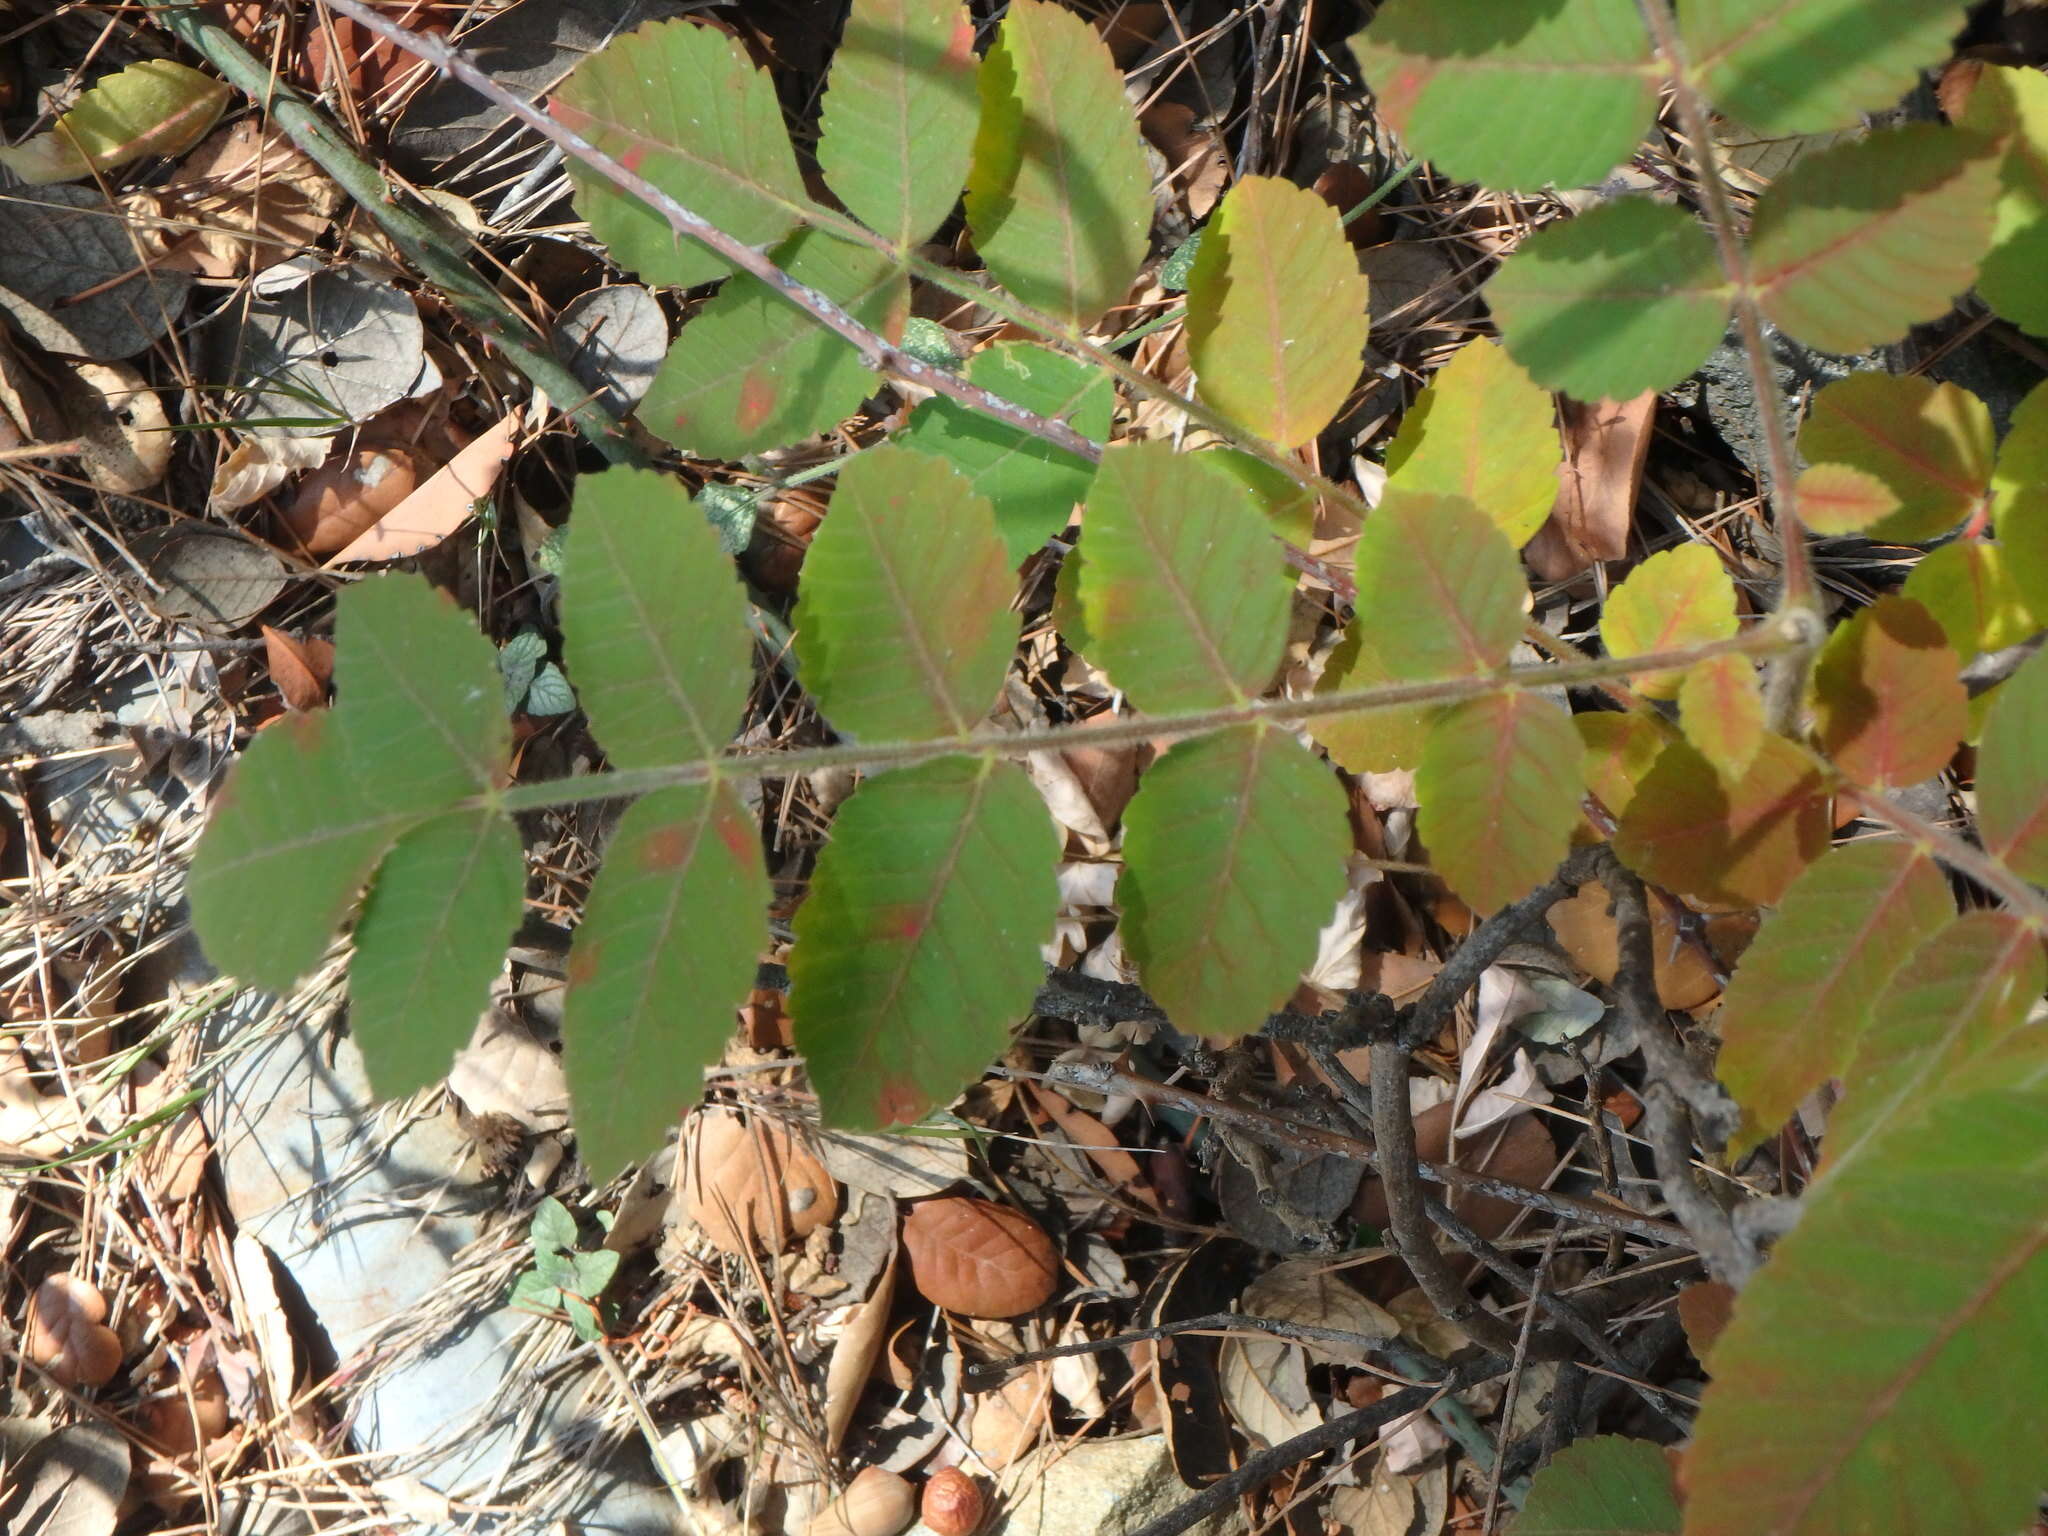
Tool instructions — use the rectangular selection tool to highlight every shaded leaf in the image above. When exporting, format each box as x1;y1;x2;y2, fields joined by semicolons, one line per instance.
1810;595;1967;787
1577;710;1678;822
1510;1435;1678;1535
1351;488;1527;683
794;446;1015;740
560;466;757;766
817;0;978;248
1119;725;1350;1040
551;284;666;415
0;59;228;184
1382;340;1561;548
1975;649;2048;885
1185;175;1371;449
1416;693;1585;914
964;0;1151;328
791;757;1058;1130
349;809;525;1100
1311;623;1438;774
1599;543;1739;700
1073;440;1292;713
1678;652;1766;779
1749;125;2000;356
206;266;424;435
1963;64;2048;335
554;19;808;290
1203;446;1319;546
1488;198;1730;399
1612;732;1831;908
1898;540;2035;660
0;186;196;361
1795;373;1993;544
1989;376;2048;606
1792;462;1900;537
1715;840;1952;1154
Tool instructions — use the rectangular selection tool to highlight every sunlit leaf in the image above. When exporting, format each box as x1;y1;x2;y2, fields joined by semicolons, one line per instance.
1795;373;1993;544
1488;198;1730;399
554;19;809;290
1792;462;1900;537
1898;540;2035;661
1811;596;1967;787
1185;175;1371;449
1975;649;2048;885
964;0;1151;328
1416;693;1585;914
1120;726;1350;1040
898;341;1113;562
1749;125;2000;356
1511;1435;1679;1536
1612;732;1831;907
640;229;907;460
1577;710;1678;823
561;784;769;1175
791;757;1058;1130
816;0;978;249
1989;376;2048;607
189;576;508;991
1311;623;1438;774
1715;840;1952;1155
350;809;525;1101
1678;652;1766;780
1599;543;1739;700
0;59;228;185
1073;440;1292;713
1382;341;1561;548
1962;64;2048;336
1203;447;1319;547
1348;0;1657;192
1352;488;1526;683
559;467;757;767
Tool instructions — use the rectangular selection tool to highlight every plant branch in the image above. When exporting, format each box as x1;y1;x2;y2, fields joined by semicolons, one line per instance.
1847;787;2048;930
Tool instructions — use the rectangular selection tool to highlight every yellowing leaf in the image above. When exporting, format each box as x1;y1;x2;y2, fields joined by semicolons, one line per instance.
1811;596;1967;788
1899;540;2035;661
1975;650;2048;886
1796;373;1993;544
1382;341;1560;547
1352;488;1526;684
1416;693;1585;914
1599;543;1738;699
1311;623;1438;774
1678;652;1766;780
1613;733;1831;908
1792;462;1900;537
1577;710;1677;823
1185;175;1370;449
1989;376;2048;607
1958;63;2048;336
0;60;228;185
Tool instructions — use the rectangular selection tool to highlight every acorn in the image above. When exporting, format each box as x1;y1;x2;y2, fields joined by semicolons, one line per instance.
920;1468;985;1536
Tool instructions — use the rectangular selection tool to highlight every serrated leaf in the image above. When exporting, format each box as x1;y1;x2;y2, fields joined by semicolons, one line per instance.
1749;125;2000;356
1684;0;1971;137
963;0;1151;328
1202;447;1319;547
560;466;756;767
0;59;228;184
1976;649;2048;885
816;0;978;249
349;808;526;1100
1119;726;1350;1039
1184;175;1370;449
1811;595;1966;787
1677;651;1766;779
791;757;1057;1129
1382;341;1561;547
898;341;1112;562
1415;693;1585;914
561;784;768;1176
500;631;543;711
1310;623;1438;774
1577;710;1678;821
524;664;576;717
1352;488;1527;683
1990;376;2048;608
1488;198;1730;399
1510;1435;1678;1536
1964;64;2048;335
1791;462;1900;537
1899;540;2034;660
189;576;508;991
793;446;1015;740
1795;373;1993;544
553;19;809;290
1612;732;1831;908
1599;543;1739;700
1160;229;1202;292
1349;0;1657;193
1715;840;1952;1154
640;229;907;460
1073;440;1292;713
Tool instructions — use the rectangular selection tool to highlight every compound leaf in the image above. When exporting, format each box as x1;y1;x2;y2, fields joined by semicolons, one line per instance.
1795;373;1993;544
791;757;1058;1130
1511;1436;1679;1536
1185;175;1371;449
1119;726;1350;1040
1599;543;1739;700
1810;595;1967;788
1975;650;2048;884
1677;652;1767;780
1579;710;1679;822
1352;488;1526;683
1382;340;1562;548
1612;732;1831;908
1416;692;1585;914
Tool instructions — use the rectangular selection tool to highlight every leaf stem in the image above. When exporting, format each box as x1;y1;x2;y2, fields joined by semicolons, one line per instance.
1846;786;2048;929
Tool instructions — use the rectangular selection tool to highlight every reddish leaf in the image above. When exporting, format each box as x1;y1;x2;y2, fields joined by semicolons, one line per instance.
1613;733;1832;908
1793;462;1900;537
261;625;333;711
1795;374;1993;544
1599;542;1738;699
1577;711;1678;822
1415;692;1585;914
902;1196;1060;1318
1811;596;1967;788
1678;652;1765;780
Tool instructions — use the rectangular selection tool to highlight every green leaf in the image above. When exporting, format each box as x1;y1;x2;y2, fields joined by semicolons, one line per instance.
791;756;1058;1130
1184;175;1371;449
561;784;769;1177
1975;649;2048;885
1350;488;1527;684
1119;726;1350;1040
1598;543;1739;700
1415;693;1585;914
1509;1436;1678;1536
0;59;228;184
1748;125;2000;356
1160;230;1202;292
553;19;809;290
1810;595;1967;788
1488;198;1730;399
1578;710;1678;822
1792;462;1900;537
531;1196;578;1253
640;229;907;460
1899;540;2035;660
189;576;508;992
509;1272;564;1313
1964;64;2048;335
898;341;1113;562
1677;652;1766;780
499;630;545;712
793;445;1015;740
560;467;757;767
349;809;526;1101
1612;733;1832;908
964;0;1152;328
571;1248;621;1301
1714;840;1952;1155
1794;373;1993;544
1348;0;1657;193
816;0;979;249
1683;0;1972;137
1201;447;1319;548
524;664;576;717
1073;440;1293;713
1382;341;1561;548
1310;624;1438;774
1990;377;2048;608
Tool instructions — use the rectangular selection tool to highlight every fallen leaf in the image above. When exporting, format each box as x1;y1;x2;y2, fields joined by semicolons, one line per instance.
131;526;288;630
902;1197;1060;1319
1546;883;1727;1009
551;285;666;415
0;186;195;360
53;360;171;494
261;627;334;711
281;444;422;554
0;1422;130;1536
207;264;425;434
0;60;227;184
327;407;521;564
968;1359;1054;1469
155;120;342;278
1678;1279;1737;1361
824;1246;899;1453
209;431;330;512
817;1128;972;1200
681;1107;839;1256
1330;1461;1418;1536
1527;392;1655;581
25;1273;123;1388
1;1038;93;1157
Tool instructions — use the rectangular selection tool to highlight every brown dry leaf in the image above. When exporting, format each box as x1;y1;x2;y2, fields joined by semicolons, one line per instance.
968;1359;1054;1470
261;626;334;711
1527;392;1654;581
902;1197;1060;1320
1354;1104;1556;1243
824;1247;899;1454
229;1234;297;1411
25;1273;123;1389
681;1108;839;1256
1026;1081;1153;1206
1;1422;130;1536
1218;1325;1319;1451
1678;1279;1737;1360
53;360;170;494
156;120;341;279
280;444;422;554
1;1038;93;1158
327;406;521;564
1141;101;1230;218
817;1128;971;1200
1546;884;1725;1010
208;431;329;512
1240;1258;1399;1363
1330;1461;1417;1536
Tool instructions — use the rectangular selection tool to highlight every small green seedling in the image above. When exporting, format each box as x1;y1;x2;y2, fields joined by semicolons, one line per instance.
510;1196;619;1342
